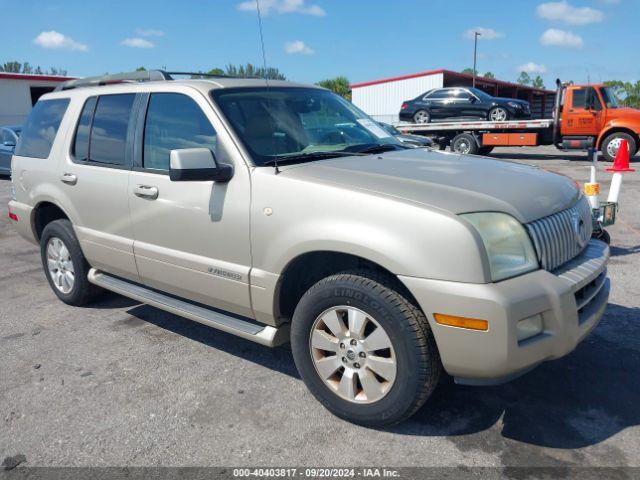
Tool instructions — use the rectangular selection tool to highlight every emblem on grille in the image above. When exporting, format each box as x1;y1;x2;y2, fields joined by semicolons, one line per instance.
572;212;588;249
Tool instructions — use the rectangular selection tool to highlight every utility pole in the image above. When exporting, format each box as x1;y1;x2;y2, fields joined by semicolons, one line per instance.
473;31;481;87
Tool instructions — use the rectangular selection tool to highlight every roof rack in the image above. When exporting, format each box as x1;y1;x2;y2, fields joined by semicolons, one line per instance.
54;69;264;91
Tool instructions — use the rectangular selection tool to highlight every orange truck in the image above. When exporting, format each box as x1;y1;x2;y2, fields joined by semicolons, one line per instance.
397;80;640;162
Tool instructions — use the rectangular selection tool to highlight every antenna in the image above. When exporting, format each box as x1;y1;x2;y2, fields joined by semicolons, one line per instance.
255;0;280;174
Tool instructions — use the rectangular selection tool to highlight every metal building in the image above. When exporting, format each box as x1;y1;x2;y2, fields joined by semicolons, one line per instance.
351;69;555;124
0;72;74;125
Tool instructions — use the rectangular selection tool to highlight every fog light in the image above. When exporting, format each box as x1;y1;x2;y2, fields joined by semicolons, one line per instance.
517;314;544;341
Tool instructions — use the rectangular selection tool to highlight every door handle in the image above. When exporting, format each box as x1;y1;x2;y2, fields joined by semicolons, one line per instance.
134;184;159;199
60;173;77;185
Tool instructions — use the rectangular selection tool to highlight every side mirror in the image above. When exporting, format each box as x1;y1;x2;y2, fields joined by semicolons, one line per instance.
3;140;15;147
169;148;233;182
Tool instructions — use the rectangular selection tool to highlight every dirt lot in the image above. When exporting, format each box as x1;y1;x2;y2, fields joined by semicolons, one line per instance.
1;145;639;470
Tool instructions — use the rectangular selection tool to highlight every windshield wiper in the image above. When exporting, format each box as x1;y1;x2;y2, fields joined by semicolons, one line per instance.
262;150;365;167
351;143;407;154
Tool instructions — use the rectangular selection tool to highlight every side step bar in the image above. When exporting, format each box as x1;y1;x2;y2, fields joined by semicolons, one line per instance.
88;269;289;347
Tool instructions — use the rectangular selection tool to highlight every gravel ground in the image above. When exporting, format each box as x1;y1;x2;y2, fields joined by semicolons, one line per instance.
1;145;639;471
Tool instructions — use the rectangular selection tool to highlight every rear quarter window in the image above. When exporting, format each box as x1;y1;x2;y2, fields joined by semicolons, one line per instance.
15;98;70;159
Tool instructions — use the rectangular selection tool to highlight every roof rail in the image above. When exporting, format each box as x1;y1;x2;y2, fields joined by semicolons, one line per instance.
54;70;173;91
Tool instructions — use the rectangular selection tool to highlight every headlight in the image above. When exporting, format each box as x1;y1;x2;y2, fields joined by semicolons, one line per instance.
461;212;539;281
507;102;522;109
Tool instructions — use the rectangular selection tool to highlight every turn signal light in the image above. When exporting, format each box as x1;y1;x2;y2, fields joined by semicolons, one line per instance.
434;313;488;331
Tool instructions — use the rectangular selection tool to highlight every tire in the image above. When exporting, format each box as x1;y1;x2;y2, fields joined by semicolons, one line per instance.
478;146;494;155
40;219;101;306
451;133;479;155
413;110;431;124
488;107;509;122
290;270;441;427
601;132;637;162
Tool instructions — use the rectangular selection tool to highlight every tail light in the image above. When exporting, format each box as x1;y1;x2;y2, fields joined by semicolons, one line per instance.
401;102;409;110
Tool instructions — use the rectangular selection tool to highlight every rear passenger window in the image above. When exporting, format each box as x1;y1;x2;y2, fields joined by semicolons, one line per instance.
88;94;136;165
15;99;70;159
72;97;97;161
143;93;217;171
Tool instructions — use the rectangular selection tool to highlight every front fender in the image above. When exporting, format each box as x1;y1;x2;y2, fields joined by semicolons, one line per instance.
596;119;640;148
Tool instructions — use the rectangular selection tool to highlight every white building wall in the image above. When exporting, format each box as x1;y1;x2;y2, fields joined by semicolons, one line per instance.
0;78;62;125
352;73;444;124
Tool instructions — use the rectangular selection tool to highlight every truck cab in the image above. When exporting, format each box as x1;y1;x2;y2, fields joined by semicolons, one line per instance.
560;83;640;161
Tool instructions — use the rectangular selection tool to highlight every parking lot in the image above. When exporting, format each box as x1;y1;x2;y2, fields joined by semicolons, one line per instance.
1;145;639;469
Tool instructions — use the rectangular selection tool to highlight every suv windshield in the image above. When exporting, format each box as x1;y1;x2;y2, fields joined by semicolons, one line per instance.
211;87;403;166
600;87;619;108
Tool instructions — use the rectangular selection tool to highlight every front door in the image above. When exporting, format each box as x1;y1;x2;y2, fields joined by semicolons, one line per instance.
562;87;603;136
128;89;253;318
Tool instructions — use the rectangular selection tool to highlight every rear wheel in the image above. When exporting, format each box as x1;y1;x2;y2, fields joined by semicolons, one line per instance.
601;132;637;162
40;219;101;306
413;110;431;124
451;133;479;155
488;107;509;122
290;271;441;427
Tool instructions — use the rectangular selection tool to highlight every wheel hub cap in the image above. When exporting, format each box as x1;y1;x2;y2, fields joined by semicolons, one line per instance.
309;306;397;404
46;237;75;294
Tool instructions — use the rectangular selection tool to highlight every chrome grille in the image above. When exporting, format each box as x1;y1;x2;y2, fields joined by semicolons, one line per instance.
526;197;593;271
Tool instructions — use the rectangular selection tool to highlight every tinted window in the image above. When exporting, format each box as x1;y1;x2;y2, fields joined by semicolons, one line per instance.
426;89;448;99
572;88;587;109
73;97;97;160
15;99;69;158
143;93;217;170
89;94;135;165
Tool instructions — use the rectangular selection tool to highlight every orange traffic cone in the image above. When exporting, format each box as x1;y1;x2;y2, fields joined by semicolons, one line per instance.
606;139;635;172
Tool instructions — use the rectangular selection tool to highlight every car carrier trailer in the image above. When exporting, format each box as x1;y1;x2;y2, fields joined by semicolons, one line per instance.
396;80;640;162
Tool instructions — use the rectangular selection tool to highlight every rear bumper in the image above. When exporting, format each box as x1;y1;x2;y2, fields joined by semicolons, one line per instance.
400;239;610;384
8;200;37;244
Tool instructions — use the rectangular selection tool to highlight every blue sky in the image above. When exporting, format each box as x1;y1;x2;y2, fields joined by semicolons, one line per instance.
2;0;637;87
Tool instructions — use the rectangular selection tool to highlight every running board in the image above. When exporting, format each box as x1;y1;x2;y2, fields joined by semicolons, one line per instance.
88;268;289;347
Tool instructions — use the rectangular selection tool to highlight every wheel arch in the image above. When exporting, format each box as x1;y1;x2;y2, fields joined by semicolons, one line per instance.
274;250;419;322
596;125;640;150
32;201;71;242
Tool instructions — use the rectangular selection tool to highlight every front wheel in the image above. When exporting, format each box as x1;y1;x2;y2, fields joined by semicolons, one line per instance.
601;132;637;162
291;271;441;427
451;133;479;155
488;107;509;122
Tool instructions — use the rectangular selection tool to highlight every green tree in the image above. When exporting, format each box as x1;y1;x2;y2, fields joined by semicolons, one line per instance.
316;76;351;100
207;67;225;76
483;71;495;79
604;80;640;108
221;63;286;80
517;71;532;85
532;75;545;89
0;61;22;73
135;66;147;72
461;68;475;75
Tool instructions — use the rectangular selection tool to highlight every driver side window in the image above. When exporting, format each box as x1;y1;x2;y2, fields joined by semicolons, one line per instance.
143;93;217;171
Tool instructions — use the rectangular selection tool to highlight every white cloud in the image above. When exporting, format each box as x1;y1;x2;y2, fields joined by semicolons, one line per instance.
284;40;314;54
540;28;584;48
237;0;325;16
136;28;164;37
536;1;603;25
121;37;155;48
463;27;505;40
518;62;548;74
33;31;88;51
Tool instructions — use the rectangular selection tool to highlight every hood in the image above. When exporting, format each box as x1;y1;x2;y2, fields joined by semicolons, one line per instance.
281;149;580;224
495;97;528;106
605;107;640;121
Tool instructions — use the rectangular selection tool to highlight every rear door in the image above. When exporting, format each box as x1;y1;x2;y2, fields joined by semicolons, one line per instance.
60;93;139;281
424;89;451;119
128;88;253;317
561;87;602;136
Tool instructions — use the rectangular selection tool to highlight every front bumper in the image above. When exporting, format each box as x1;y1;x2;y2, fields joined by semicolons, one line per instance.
400;239;610;384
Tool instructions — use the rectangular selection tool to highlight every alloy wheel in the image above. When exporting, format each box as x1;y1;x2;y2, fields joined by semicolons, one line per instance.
490;108;507;121
309;306;397;404
46;237;75;294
